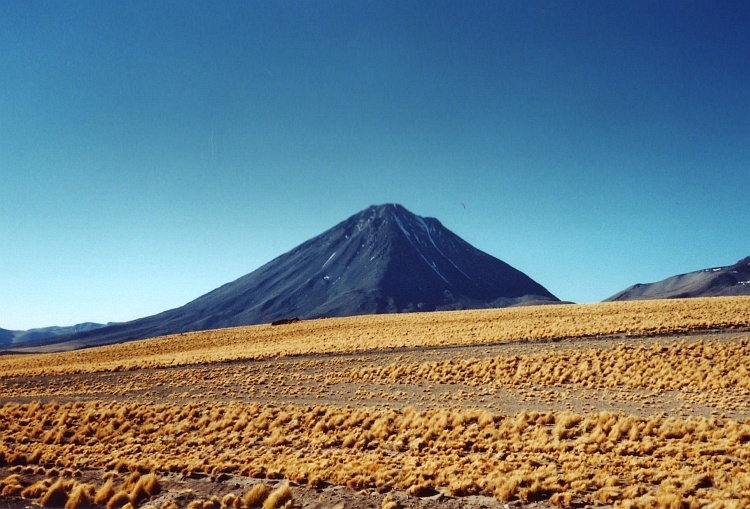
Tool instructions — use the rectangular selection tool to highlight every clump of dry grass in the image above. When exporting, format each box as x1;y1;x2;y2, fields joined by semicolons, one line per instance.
1;473;24;496
262;482;293;509
65;483;94;509
195;496;222;509
493;475;521;502
94;478;116;505
106;490;131;509
121;471;140;491
243;483;270;508
220;493;240;509
21;479;51;499
549;491;573;508
1;482;23;496
129;473;160;505
40;478;69;507
381;494;399;509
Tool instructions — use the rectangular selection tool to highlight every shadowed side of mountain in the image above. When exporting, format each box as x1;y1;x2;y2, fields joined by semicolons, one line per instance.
10;322;110;344
5;204;559;352
0;328;15;345
0;322;116;350
606;256;750;301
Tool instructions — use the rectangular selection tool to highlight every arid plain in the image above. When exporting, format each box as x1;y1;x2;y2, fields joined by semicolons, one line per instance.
2;297;750;509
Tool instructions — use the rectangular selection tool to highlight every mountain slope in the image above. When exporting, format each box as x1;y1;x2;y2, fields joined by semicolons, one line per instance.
12;322;110;343
606;256;750;301
0;323;110;345
13;204;558;351
0;328;14;345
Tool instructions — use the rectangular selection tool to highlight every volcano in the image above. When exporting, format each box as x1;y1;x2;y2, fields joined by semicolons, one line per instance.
15;204;558;351
606;256;750;301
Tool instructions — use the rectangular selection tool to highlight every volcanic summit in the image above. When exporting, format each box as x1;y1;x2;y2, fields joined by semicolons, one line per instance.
24;204;559;350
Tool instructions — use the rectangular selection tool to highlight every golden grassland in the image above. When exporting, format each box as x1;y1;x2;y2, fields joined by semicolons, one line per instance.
3;297;750;508
5;333;750;418
0;457;293;509
331;336;750;413
1;296;749;378
1;400;749;508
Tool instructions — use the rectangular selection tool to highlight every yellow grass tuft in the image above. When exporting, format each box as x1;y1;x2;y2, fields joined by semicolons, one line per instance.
243;483;270;508
262;482;293;509
122;471;140;492
220;493;238;509
655;490;683;509
106;490;131;509
40;478;69;507
381;494;399;509
129;473;160;505
94;478;116;505
1;483;23;497
202;496;221;509
549;491;573;508
22;479;52;499
594;486;621;504
0;471;24;496
1;473;21;488
494;475;521;502
65;483;94;509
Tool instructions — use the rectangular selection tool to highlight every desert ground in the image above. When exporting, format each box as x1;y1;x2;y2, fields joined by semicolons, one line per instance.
2;297;750;509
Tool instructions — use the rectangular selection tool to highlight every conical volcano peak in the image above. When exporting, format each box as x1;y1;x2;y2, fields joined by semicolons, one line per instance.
42;204;559;350
351;204;444;239
352;203;434;223
360;203;408;216
373;203;440;223
354;203;415;225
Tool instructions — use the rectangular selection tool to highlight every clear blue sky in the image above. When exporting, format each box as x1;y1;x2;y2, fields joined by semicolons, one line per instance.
2;1;749;330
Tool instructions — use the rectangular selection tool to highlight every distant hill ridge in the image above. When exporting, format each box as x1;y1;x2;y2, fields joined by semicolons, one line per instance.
606;256;750;301
0;322;111;345
14;203;559;351
0;328;14;345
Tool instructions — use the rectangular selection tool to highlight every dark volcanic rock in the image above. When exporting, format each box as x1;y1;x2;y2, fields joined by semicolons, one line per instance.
606;256;750;301
18;204;558;351
271;317;301;326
